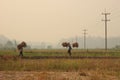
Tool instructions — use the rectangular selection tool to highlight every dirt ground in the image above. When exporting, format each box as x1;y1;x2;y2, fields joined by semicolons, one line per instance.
0;71;119;80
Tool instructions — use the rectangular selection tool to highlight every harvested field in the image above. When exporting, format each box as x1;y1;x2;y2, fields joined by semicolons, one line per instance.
0;71;119;80
0;49;120;80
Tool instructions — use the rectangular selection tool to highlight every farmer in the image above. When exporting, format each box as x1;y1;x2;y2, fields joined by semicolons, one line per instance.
68;43;72;56
17;41;27;57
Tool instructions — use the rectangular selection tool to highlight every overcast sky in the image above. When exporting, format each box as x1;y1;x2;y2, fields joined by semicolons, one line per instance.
0;0;120;43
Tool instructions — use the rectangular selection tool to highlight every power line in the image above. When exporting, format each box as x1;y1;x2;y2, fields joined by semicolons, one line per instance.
109;8;120;19
102;11;110;50
110;14;120;20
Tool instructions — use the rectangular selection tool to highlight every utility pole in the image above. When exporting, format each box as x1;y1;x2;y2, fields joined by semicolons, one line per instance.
102;11;110;50
83;29;87;50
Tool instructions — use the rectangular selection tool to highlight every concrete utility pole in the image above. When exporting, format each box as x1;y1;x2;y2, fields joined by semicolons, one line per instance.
102;11;110;50
83;29;87;50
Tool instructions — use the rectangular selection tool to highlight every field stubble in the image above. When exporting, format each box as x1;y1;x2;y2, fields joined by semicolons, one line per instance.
0;49;120;80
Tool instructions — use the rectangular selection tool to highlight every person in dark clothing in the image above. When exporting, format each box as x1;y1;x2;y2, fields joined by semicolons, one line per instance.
17;41;27;57
68;44;72;56
19;48;23;57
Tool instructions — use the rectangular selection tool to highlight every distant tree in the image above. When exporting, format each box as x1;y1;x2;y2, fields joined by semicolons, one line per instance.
11;40;18;52
47;45;52;49
4;40;14;49
115;45;120;49
40;42;46;49
0;43;3;49
14;40;17;47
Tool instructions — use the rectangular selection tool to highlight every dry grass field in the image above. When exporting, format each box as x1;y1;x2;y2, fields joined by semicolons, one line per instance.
0;49;120;80
0;71;119;80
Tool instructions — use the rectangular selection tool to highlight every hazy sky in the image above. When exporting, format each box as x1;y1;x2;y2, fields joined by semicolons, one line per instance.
0;0;120;43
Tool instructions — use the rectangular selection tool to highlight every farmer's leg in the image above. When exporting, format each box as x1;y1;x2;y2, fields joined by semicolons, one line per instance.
68;50;71;56
19;51;23;57
69;51;71;56
21;51;23;56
